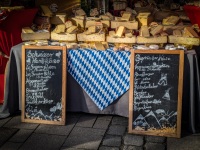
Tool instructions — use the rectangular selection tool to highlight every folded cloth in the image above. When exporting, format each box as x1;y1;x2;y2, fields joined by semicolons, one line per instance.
0;74;4;104
0;56;8;104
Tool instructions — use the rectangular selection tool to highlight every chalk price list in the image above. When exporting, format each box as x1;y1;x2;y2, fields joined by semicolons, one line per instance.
25;50;61;105
134;54;171;111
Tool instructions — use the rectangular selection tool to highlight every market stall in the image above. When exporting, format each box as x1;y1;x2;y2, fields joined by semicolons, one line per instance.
0;0;200;136
0;43;199;134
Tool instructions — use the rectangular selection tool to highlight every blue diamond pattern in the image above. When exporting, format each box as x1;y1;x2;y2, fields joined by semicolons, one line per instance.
68;48;130;110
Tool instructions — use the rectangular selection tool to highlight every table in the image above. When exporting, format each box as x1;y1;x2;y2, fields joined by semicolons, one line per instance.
0;43;200;134
68;49;130;110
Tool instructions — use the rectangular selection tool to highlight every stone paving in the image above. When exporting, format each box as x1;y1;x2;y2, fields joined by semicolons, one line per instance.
0;112;199;150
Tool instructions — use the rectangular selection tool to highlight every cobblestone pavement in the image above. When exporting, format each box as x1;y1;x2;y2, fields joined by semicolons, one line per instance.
0;112;200;150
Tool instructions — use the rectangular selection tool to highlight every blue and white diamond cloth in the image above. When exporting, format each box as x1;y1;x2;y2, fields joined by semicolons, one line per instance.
68;48;130;110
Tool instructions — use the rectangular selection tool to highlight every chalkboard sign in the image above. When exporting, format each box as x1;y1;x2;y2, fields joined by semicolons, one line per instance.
129;50;184;138
21;46;67;125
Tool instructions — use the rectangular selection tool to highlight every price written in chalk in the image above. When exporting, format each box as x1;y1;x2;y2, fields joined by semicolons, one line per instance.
132;52;181;133
129;50;184;137
25;50;62;105
22;46;67;125
134;54;172;112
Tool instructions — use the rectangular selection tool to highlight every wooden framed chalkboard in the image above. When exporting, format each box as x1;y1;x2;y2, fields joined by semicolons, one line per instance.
129;50;184;138
21;45;67;125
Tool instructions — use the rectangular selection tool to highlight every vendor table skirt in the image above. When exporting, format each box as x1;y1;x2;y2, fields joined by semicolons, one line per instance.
0;43;200;134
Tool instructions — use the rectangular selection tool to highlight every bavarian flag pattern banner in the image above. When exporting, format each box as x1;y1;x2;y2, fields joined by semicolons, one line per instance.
68;48;130;110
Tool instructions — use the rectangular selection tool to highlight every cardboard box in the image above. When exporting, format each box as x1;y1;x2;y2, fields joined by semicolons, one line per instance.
111;21;138;29
77;33;105;42
106;36;136;43
51;32;76;41
137;36;167;44
21;32;50;41
168;35;200;46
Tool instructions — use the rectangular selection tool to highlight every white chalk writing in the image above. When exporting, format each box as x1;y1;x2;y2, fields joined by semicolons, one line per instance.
135;54;171;63
25;50;61;105
133;54;172;112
